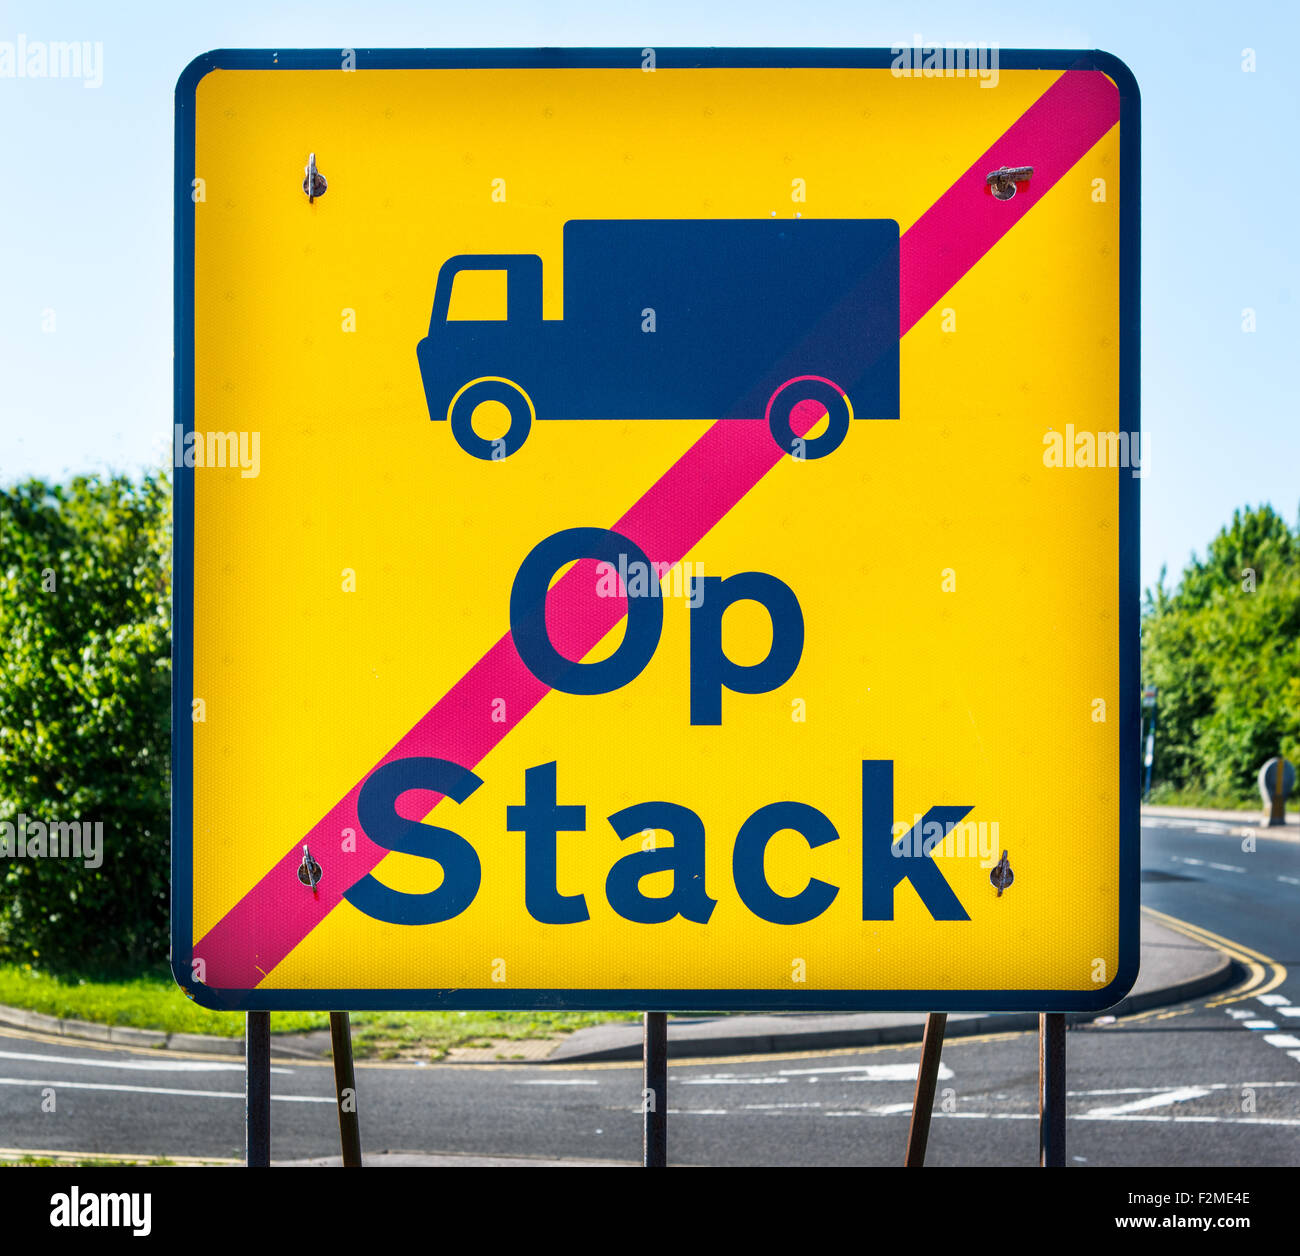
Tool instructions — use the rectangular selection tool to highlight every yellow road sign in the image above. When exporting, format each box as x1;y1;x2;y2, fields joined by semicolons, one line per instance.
173;48;1140;1012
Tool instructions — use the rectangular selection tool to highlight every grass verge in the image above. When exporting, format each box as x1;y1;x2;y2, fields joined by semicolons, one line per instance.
0;963;637;1060
1145;785;1265;811
0;1155;183;1168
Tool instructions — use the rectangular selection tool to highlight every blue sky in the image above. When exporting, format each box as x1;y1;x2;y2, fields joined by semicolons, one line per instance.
1;0;1295;593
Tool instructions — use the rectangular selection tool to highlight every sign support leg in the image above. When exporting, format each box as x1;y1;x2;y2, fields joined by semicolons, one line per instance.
642;1012;667;1167
904;1012;947;1166
1039;1012;1066;1166
246;1011;271;1167
330;1011;363;1167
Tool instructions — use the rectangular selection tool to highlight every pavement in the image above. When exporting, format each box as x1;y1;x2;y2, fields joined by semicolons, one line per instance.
1141;804;1297;832
545;914;1229;1062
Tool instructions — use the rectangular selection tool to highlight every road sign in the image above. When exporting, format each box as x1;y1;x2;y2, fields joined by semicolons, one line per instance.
173;47;1139;1013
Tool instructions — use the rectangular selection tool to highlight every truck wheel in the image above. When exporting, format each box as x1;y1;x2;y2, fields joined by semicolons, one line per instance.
765;376;852;460
448;377;534;460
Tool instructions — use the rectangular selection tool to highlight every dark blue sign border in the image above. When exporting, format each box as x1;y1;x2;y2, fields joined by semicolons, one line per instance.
172;47;1140;1013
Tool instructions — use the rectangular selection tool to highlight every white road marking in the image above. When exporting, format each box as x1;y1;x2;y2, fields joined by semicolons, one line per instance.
678;1062;955;1088
681;1076;787;1086
1289;1051;1300;1065
829;1110;1036;1120
1257;994;1290;1006
1069;1082;1299;1095
776;1062;954;1081
1278;876;1300;886
1275;1008;1300;1018
0;1078;332;1102
1244;1021;1277;1030
1263;1035;1300;1049
826;1110;1300;1125
1207;862;1246;873
0;1049;290;1075
1224;1009;1253;1020
512;1079;599;1086
1076;1114;1300;1126
1086;1087;1210;1117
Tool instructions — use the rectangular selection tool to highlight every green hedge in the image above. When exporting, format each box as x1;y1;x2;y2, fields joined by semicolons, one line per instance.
1142;504;1300;802
0;476;171;972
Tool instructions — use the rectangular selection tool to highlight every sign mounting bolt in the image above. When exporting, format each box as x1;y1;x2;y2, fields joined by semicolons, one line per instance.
298;844;322;894
303;152;327;203
990;850;1014;896
985;165;1033;200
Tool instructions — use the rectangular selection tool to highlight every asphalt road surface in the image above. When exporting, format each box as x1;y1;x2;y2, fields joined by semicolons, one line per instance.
1;817;1295;1167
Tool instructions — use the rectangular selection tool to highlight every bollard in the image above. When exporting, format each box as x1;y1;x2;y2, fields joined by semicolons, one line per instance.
1258;756;1295;828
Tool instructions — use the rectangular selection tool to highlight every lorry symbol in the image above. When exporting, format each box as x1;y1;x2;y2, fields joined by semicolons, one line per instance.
417;219;900;460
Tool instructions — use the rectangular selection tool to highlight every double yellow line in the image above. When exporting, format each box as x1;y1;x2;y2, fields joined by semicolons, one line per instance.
1142;906;1288;1007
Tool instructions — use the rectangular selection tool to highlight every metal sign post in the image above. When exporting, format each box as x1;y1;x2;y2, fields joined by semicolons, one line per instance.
245;1011;271;1167
642;1012;668;1167
905;1011;1068;1166
904;1012;948;1166
330;1012;363;1167
1039;1013;1067;1166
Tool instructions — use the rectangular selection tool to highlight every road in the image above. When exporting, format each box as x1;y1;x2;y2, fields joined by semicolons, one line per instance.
1;817;1295;1166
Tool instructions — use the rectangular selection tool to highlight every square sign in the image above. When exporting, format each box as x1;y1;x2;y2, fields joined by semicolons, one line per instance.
173;48;1139;1012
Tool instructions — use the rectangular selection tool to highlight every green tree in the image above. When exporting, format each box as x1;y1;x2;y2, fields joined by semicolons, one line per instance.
0;475;171;972
1143;504;1300;802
